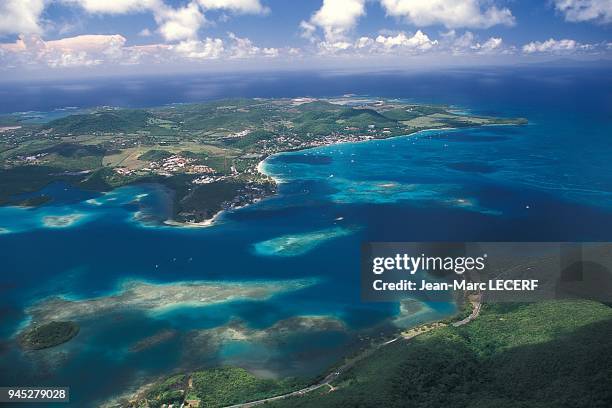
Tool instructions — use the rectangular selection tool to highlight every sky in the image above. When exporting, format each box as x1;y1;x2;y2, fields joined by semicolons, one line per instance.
0;0;610;79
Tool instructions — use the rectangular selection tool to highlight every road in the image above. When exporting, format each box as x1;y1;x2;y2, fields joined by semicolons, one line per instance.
223;293;482;408
452;292;483;327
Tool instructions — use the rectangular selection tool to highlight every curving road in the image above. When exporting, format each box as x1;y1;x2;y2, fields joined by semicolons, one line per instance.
223;293;482;408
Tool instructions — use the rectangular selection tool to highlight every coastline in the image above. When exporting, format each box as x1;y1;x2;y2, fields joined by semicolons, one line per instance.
0;124;511;232
132;122;521;229
0;102;526;231
187;126;459;229
113;291;473;408
162;209;223;228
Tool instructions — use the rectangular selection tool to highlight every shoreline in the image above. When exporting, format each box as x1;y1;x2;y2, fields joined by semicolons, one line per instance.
188;126;459;229
116;122;518;230
162;208;223;228
112;126;466;230
113;291;475;408
0;123;517;230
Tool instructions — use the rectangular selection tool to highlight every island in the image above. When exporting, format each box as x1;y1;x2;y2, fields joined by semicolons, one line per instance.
18;321;79;350
0;97;526;225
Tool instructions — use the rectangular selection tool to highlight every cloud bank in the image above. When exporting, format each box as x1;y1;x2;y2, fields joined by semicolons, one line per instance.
553;0;612;24
0;0;609;75
379;0;515;28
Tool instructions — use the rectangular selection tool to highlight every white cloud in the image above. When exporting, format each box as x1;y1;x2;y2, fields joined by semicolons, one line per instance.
197;0;268;14
522;38;593;54
287;47;302;56
49;34;126;52
262;47;279;57
301;0;366;42
0;32;284;68
355;36;374;49
121;43;169;64
442;30;475;50
299;20;317;42
442;30;505;54
66;0;269;19
0;0;45;35
138;28;153;37
156;2;207;42
479;37;503;53
299;1;510;56
63;0;161;14
67;1;211;43
227;32;278;58
315;30;437;55
47;51;101;67
0;0;267;47
172;38;224;58
317;40;353;54
374;30;437;51
67;0;267;45
228;32;259;57
0;34;126;67
379;0;515;28
553;0;612;24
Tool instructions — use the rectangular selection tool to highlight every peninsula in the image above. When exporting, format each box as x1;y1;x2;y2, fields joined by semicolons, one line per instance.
0;97;526;225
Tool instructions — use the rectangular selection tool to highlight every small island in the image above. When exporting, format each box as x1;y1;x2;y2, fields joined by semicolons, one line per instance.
18;321;80;350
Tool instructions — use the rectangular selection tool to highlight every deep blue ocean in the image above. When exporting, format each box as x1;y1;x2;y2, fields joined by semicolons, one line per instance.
0;66;611;406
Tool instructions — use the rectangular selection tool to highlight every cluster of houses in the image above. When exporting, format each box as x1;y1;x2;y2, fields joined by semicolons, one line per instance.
254;131;377;156
193;175;223;184
113;154;217;179
142;155;216;176
225;129;251;139
6;152;48;166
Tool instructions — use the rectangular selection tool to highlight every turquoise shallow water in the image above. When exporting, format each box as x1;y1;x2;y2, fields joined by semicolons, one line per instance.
0;164;457;406
1;68;612;406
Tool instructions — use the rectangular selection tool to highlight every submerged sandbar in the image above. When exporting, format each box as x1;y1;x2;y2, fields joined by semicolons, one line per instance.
26;278;315;322
254;226;356;257
42;213;86;228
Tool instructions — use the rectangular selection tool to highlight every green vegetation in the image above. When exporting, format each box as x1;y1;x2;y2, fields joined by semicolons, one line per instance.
137;367;306;408
0;166;70;206
18;321;79;350
178;179;249;220
44;109;153;134
291;107;397;136
138;149;173;162
39;142;108;170
128;299;612;408
141;374;186;407
189;367;305;407
271;300;612;408
228;130;276;149
39;142;109;157
17;195;52;207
